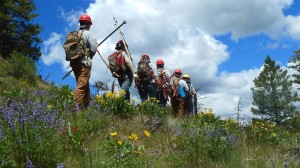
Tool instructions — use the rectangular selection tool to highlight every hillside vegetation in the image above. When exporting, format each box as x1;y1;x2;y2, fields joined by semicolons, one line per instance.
0;76;300;167
1;1;300;167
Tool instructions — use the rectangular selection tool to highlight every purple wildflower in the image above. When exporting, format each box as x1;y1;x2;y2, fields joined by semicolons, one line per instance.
226;133;237;145
206;129;212;144
26;159;34;168
57;163;64;168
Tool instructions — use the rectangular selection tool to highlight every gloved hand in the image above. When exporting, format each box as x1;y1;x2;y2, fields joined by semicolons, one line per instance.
133;73;139;80
163;82;169;88
112;72;120;78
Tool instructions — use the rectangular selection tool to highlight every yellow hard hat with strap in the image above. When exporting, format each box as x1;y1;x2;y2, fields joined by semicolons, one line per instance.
182;74;190;78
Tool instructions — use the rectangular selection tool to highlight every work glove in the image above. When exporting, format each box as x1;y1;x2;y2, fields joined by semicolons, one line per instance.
133;73;139;80
112;72;120;78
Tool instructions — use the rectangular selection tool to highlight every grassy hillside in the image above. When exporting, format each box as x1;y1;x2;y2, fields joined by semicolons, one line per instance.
0;53;300;167
0;84;300;167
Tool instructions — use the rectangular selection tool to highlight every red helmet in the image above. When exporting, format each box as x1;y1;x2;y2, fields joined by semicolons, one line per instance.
141;54;150;61
115;40;127;49
174;68;182;75
156;59;164;65
79;14;92;25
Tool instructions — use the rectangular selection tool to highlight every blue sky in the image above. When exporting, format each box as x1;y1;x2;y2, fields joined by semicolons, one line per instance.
34;0;300;120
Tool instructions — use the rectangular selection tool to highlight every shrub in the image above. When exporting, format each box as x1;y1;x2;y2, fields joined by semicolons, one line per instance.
0;51;38;86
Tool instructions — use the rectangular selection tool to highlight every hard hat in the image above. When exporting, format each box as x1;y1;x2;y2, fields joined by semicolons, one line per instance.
142;54;149;59
115;40;127;49
79;14;92;25
182;74;190;78
156;59;164;65
174;68;182;75
141;54;150;61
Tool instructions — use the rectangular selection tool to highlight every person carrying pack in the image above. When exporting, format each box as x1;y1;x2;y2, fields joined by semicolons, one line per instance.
182;74;197;115
135;54;156;102
63;14;98;109
108;50;126;78
169;68;189;117
154;59;172;107
108;40;135;101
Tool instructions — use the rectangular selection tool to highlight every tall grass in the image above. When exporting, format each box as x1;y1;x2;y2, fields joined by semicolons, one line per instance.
0;85;300;167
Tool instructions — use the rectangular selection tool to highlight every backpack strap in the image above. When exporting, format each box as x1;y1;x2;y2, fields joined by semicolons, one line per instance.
78;30;94;58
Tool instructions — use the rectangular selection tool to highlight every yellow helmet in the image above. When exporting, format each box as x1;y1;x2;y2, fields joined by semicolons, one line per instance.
182;74;190;78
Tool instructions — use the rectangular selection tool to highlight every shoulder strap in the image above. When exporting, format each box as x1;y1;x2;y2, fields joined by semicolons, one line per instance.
79;30;94;58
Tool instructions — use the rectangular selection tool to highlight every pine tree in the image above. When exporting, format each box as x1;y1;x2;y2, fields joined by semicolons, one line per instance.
288;49;300;89
0;0;42;61
251;55;297;124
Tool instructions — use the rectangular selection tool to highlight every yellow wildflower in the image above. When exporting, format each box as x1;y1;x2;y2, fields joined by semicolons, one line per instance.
96;95;101;100
231;119;238;124
119;90;126;95
269;124;275;127
133;149;142;155
206;111;214;117
117;140;122;145
110;131;118;137
106;92;114;99
143;130;151;137
270;132;277;137
128;133;138;141
47;104;52;110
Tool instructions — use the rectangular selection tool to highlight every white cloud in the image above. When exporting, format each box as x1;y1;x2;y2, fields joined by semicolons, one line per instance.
41;33;70;71
200;68;261;118
40;0;300;118
285;15;300;40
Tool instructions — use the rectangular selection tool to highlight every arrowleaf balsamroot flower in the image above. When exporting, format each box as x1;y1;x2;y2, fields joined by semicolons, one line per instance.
117;140;122;145
143;130;150;137
128;133;138;141
119;90;126;95
110;131;117;137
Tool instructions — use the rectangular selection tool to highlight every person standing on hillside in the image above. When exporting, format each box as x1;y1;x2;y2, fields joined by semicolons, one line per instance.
113;40;135;101
70;14;98;109
154;59;172;107
182;74;197;115
169;69;189;117
136;54;156;102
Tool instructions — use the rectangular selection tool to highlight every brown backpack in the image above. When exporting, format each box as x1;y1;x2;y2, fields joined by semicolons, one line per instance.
63;31;84;61
170;77;179;97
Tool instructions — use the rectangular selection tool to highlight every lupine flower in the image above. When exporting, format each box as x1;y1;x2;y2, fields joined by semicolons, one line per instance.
206;130;212;144
26;159;34;168
0;128;3;140
57;163;64;168
226;133;237;145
